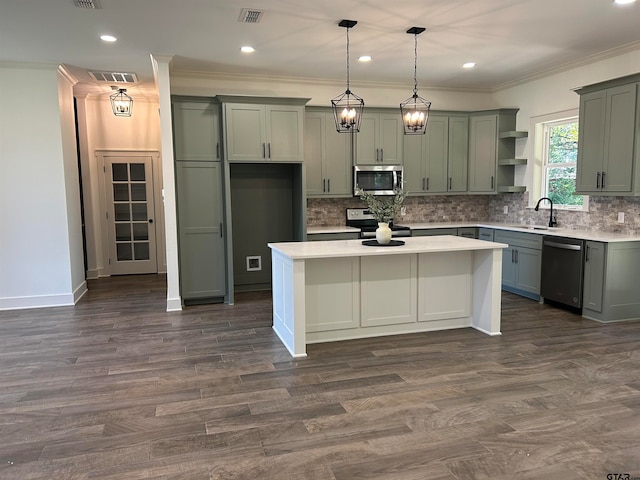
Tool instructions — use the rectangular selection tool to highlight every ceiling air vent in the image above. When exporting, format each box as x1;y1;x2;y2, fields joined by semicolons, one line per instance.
238;8;264;23
72;0;100;9
89;71;138;84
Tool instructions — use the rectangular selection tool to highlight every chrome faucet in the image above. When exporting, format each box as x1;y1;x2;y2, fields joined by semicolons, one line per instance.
534;197;557;227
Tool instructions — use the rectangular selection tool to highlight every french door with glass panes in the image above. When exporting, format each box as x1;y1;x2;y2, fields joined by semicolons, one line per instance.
106;156;157;275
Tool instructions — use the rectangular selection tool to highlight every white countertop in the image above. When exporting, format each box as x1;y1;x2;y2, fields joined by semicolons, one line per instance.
269;235;507;260
307;222;640;243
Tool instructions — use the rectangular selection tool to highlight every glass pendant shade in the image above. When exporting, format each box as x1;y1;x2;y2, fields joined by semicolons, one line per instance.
331;20;364;133
401;27;431;135
110;88;133;117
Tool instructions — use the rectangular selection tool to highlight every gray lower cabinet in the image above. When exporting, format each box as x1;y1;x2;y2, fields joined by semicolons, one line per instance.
582;241;640;322
412;228;458;237
307;232;360;241
175;162;226;300
494;230;541;300
478;228;494;241
583;241;605;312
457;227;477;239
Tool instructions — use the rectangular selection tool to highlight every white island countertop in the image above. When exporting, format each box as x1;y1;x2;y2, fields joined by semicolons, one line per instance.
269;235;507;260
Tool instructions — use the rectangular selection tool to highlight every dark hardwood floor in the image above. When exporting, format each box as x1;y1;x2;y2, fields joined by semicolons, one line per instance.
1;274;639;479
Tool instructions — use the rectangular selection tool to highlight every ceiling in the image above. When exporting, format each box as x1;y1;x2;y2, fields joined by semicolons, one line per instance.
2;0;639;98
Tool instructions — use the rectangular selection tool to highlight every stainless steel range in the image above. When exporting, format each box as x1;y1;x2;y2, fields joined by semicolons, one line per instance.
345;208;411;239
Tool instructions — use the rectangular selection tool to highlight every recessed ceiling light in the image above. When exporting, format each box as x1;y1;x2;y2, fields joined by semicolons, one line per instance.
240;46;255;53
358;55;372;62
100;35;117;42
463;62;476;69
613;0;636;5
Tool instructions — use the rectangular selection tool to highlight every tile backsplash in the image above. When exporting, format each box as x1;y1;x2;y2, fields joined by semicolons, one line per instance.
307;193;640;234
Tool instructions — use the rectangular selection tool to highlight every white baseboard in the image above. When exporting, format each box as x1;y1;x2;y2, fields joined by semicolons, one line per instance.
73;281;88;303
0;293;75;311
166;297;182;312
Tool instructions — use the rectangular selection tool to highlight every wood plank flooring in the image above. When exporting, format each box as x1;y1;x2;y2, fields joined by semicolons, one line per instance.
1;274;639;479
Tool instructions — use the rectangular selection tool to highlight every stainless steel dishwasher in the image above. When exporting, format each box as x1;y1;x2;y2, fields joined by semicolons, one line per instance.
540;236;585;309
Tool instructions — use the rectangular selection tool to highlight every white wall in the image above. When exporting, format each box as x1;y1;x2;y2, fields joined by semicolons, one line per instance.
0;65;85;309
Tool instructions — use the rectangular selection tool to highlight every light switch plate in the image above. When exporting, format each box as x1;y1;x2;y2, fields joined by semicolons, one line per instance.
617;212;625;223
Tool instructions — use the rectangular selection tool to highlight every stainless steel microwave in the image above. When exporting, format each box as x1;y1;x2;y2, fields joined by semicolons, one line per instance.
354;165;403;196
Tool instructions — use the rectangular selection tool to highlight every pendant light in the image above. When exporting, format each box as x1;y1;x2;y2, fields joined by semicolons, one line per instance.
400;27;431;135
109;87;133;117
331;19;364;133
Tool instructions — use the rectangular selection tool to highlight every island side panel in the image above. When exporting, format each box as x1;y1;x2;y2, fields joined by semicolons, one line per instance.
418;251;472;323
471;248;503;335
271;249;307;357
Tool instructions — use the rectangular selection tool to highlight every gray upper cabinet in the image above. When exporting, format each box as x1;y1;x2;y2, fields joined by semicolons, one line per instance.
576;78;639;195
356;111;403;165
172;100;221;161
304;109;352;197
468;114;497;193
403;115;468;194
223;101;306;162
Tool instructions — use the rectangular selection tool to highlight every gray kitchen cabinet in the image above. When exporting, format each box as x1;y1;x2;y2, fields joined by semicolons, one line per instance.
172;99;221;161
494;230;542;299
457;227;478;239
221;98;307;162
356;111;403;165
582;241;640;323
478;228;494;241
403;115;468;194
307;232;360;241
468;110;525;194
468;114;497;193
583;241;605;313
172;97;227;302
304;109;352;197
175;161;226;301
412;228;458;237
575;77;639;194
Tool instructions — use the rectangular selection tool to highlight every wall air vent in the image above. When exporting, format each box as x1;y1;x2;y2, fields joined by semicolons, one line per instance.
72;0;100;9
89;71;138;84
238;8;264;23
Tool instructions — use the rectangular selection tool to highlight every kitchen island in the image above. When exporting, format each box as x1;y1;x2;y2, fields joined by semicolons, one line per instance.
268;236;508;357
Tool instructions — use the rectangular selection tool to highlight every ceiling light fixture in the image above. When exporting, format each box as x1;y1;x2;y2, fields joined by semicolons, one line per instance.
358;55;372;62
240;46;255;53
100;34;117;42
331;19;364;133
463;62;476;69
109;87;133;117
613;0;636;5
400;27;431;135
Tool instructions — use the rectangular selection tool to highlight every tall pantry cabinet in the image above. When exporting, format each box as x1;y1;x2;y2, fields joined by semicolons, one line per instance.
172;98;226;303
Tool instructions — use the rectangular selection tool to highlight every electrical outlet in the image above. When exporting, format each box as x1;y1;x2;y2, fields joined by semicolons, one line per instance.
617;212;625;223
400;206;407;216
503;206;509;214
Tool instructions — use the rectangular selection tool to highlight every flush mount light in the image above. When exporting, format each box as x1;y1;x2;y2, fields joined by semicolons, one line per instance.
463;62;476;69
109;87;133;117
613;0;636;5
358;55;372;62
100;34;117;42
240;46;255;53
331;20;365;133
400;27;431;135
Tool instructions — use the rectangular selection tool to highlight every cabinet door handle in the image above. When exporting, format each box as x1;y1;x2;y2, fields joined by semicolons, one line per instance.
601;171;606;189
596;172;600;189
449;177;452;190
376;148;380;162
491;176;494;190
262;143;266;158
511;250;515;263
323;178;326;192
515;250;518;264
220;223;223;238
380;148;383;162
216;142;220;159
586;244;590;262
426;177;429;190
327;178;330;192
